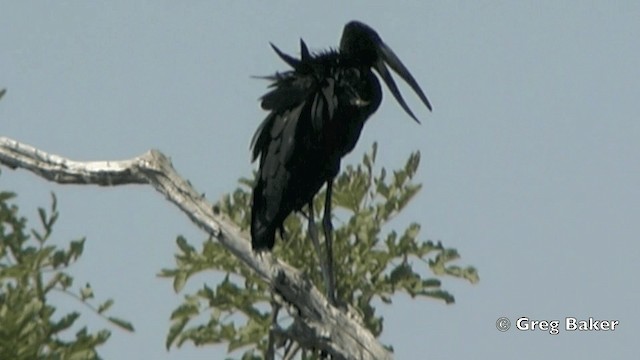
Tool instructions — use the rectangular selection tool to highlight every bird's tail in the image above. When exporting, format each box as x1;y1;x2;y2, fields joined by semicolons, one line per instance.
251;185;276;251
251;219;276;251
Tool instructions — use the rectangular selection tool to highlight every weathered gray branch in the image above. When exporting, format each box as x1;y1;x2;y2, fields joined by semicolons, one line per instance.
0;136;392;360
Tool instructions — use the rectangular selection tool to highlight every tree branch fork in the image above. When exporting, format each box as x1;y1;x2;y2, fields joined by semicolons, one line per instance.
0;136;392;360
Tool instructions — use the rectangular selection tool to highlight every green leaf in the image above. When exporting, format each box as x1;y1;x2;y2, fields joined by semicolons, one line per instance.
177;236;195;255
97;299;114;314
107;316;135;332
0;190;16;202
166;316;189;350
38;208;48;232
50;312;80;333
173;271;187;292
170;302;200;320
69;238;86;259
422;290;455;304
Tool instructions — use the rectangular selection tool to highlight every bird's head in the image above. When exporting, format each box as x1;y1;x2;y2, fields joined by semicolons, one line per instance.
340;21;432;122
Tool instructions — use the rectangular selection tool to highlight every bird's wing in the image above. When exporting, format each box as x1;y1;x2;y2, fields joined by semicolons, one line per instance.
251;69;339;165
250;61;343;229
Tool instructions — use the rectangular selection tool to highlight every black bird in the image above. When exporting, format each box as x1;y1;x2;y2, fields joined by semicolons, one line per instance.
250;21;431;303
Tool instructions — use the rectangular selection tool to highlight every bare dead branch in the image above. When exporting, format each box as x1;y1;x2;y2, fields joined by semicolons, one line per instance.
0;136;392;360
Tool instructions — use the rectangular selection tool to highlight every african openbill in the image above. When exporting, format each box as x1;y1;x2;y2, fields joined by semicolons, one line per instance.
250;21;431;304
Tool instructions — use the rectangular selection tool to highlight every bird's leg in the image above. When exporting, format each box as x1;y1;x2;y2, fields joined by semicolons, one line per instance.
307;201;330;300
266;298;280;360
283;341;300;360
323;179;336;305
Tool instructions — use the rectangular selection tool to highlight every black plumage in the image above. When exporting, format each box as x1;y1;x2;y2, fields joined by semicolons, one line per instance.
250;21;431;301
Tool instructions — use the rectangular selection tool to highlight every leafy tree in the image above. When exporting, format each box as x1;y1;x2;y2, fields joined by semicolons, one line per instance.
0;172;133;360
1;88;477;358
161;143;479;359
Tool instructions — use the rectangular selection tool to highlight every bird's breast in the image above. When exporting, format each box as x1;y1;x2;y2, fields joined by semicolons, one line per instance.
321;68;381;156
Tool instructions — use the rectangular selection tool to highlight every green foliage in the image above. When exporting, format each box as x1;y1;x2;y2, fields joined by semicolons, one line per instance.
0;178;132;359
161;143;479;358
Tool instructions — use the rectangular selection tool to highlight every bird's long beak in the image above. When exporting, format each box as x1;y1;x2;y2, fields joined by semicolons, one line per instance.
374;42;432;123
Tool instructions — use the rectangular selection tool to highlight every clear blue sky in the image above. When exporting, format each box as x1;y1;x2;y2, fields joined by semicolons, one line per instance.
2;2;638;359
